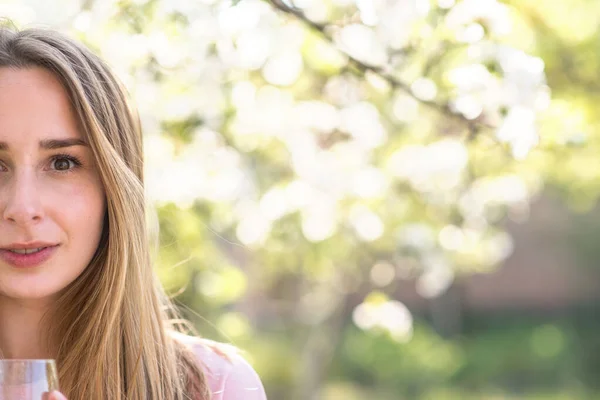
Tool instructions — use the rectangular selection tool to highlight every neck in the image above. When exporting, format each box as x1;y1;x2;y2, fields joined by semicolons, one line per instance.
0;296;54;359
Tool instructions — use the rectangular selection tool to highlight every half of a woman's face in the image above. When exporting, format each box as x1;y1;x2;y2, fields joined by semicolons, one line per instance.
0;67;105;302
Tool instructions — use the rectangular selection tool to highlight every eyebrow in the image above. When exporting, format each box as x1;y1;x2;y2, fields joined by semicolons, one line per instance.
0;138;88;151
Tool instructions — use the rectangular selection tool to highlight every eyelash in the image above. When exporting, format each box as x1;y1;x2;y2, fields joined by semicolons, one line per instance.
0;154;83;173
48;153;83;173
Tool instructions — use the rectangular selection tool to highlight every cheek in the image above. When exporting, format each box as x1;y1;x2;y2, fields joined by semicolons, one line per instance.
56;184;105;291
48;178;106;242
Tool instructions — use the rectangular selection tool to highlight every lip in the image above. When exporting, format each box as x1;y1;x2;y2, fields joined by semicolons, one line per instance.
0;245;59;268
2;242;58;250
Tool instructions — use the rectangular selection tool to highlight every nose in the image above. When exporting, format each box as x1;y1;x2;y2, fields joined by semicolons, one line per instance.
1;170;44;225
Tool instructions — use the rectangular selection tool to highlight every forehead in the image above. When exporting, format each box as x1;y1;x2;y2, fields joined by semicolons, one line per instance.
0;67;82;141
0;66;67;102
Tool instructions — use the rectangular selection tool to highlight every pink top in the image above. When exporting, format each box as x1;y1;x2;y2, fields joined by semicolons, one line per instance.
173;332;267;400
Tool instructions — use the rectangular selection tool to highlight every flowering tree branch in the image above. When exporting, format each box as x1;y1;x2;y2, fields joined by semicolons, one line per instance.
266;0;493;135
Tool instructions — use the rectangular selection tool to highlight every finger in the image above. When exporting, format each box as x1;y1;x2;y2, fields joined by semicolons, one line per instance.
48;391;67;400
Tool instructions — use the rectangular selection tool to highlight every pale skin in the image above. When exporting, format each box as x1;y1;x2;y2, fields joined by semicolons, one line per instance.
0;67;106;399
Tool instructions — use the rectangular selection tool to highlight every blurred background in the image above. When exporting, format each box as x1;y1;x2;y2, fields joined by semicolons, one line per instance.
3;0;600;398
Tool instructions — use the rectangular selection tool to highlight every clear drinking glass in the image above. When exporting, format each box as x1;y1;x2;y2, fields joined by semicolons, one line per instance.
0;360;59;400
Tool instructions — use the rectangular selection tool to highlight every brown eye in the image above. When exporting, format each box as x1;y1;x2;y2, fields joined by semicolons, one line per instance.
50;155;81;172
53;158;72;171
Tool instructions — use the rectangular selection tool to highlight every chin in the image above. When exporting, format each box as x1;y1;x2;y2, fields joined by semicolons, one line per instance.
0;279;71;303
0;289;59;302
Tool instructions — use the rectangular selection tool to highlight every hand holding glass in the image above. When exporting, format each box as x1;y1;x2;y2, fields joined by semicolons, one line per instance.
0;360;59;400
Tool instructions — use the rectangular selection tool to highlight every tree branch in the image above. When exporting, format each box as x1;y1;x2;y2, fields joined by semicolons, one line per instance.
266;0;494;133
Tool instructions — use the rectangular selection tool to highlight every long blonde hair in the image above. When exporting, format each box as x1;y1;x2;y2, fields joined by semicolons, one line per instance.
0;24;210;400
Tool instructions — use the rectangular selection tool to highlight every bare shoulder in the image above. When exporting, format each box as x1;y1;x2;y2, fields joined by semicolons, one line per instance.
171;331;267;400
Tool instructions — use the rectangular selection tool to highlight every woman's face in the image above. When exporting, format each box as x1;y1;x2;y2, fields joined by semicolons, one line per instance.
0;67;105;302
